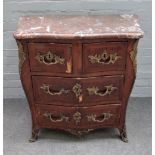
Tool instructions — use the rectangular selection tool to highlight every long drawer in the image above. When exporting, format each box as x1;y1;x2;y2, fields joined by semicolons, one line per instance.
35;104;121;129
32;75;124;106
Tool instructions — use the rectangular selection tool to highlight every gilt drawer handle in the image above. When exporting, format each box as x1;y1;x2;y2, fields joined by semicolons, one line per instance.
43;112;69;122
35;51;65;65
40;84;70;96
87;84;117;97
88;51;121;64
87;112;113;123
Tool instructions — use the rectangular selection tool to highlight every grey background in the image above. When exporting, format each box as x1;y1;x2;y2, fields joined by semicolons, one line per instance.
3;0;152;98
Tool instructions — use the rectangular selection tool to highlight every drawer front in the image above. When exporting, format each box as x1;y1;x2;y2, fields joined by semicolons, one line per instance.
82;76;123;104
36;105;78;128
32;76;78;105
32;75;123;106
79;104;121;128
83;42;127;73
35;104;120;128
28;43;72;73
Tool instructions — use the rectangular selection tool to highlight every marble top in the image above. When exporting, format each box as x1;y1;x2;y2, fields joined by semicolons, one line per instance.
13;15;144;39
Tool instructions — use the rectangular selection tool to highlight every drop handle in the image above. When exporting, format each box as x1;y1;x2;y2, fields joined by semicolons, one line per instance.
88;51;121;64
43;112;69;122
87;84;117;97
40;83;83;102
40;84;70;96
87;112;113;123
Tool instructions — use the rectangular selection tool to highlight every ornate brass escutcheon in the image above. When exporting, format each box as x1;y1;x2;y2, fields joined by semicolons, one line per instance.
87;112;113;123
72;83;82;97
88;51;121;64
73;111;82;125
72;83;83;103
87;84;117;97
35;51;65;65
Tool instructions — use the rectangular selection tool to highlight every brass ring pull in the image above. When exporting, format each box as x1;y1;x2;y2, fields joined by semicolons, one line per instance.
87;112;113;123
88;51;121;64
40;84;70;96
35;51;65;65
43;112;69;122
87;84;117;97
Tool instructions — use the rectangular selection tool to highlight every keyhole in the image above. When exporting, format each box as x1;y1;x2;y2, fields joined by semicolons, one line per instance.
103;53;106;58
48;53;51;59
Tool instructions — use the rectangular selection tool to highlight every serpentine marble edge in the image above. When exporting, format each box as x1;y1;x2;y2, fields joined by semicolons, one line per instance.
13;14;144;39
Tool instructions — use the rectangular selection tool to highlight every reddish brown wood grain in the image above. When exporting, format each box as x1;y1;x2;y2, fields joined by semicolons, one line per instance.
35;104;121;129
32;75;123;106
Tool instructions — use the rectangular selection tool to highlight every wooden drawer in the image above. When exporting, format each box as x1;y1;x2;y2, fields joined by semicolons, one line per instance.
83;42;127;73
82;76;123;104
32;75;123;106
32;76;78;105
36;105;78;128
28;43;72;73
79;104;121;128
35;104;121;128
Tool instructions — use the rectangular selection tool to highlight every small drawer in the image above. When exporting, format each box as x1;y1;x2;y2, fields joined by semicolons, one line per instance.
83;42;127;73
28;43;72;73
79;104;121;128
32;75;123;106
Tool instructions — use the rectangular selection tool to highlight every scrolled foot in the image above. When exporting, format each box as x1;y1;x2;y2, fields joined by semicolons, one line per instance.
29;129;39;143
119;125;128;143
29;137;38;142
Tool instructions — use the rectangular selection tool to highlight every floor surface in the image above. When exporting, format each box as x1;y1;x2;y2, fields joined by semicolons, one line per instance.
3;97;152;155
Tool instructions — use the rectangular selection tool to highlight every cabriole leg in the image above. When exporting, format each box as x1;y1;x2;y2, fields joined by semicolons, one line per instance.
29;129;40;142
119;125;128;143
